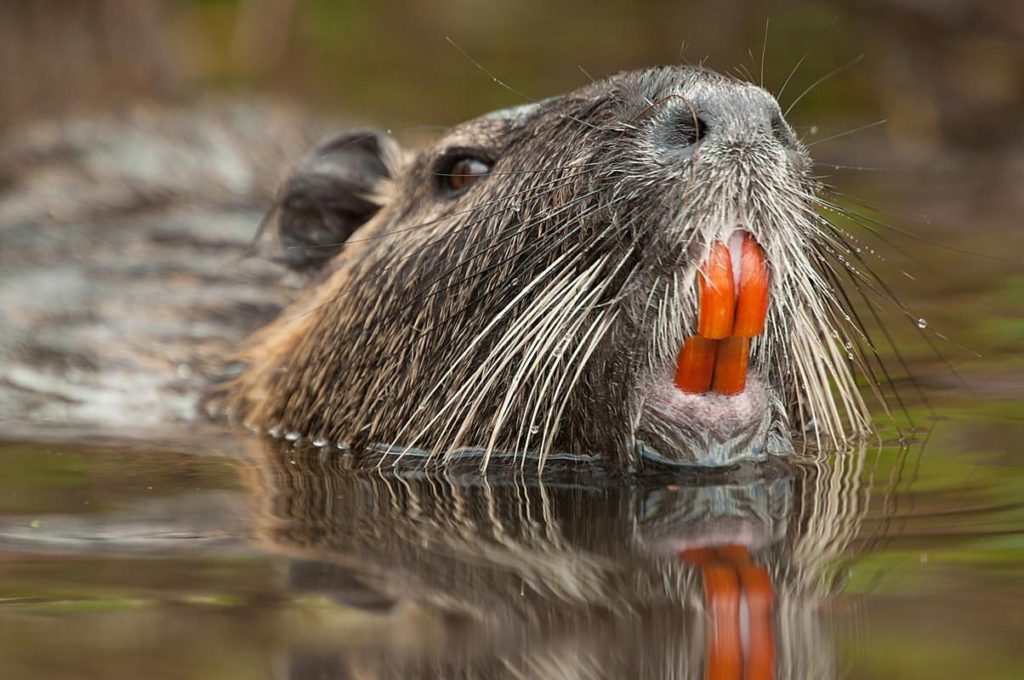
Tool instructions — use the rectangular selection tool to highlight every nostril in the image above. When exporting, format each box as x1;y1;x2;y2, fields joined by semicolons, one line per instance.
770;115;794;147
671;112;708;148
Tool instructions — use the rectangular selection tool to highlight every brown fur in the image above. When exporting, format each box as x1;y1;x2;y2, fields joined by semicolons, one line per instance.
214;66;873;468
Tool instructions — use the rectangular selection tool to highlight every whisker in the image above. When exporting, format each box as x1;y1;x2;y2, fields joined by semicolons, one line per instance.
784;54;864;117
445;37;612;133
760;17;770;88
805;119;887;148
775;16;839;102
277;172;605;325
381;197;616;353
821;190;1023;264
817;252;910;430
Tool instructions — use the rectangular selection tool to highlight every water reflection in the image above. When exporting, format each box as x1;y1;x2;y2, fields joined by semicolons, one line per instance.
243;443;875;678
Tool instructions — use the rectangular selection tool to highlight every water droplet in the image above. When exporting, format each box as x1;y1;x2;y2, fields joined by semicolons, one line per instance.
529;425;540;435
312;437;327;447
916;318;927;329
284;430;300;441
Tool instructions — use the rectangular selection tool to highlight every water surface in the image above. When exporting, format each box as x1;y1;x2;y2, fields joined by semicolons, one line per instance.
1;398;1021;679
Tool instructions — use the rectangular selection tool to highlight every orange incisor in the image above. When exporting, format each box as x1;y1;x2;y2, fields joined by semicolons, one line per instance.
673;336;717;394
697;242;735;339
674;233;769;396
711;336;749;396
733;234;769;337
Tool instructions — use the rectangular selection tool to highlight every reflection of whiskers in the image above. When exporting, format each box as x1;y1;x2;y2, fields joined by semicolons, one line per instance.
242;445;625;619
379;472;619;607
788;446;871;588
237;439;880;679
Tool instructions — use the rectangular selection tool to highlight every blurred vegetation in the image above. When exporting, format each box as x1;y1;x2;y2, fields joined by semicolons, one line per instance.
2;0;1021;148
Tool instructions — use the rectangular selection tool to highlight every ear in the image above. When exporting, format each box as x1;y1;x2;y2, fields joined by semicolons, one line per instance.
252;130;401;271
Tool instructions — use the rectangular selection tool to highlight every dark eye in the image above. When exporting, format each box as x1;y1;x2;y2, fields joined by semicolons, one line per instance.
437;154;492;195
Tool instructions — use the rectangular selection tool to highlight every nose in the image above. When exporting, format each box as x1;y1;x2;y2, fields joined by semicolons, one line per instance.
659;86;797;153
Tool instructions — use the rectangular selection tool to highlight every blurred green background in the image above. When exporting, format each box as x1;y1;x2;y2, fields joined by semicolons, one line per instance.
2;0;1021;147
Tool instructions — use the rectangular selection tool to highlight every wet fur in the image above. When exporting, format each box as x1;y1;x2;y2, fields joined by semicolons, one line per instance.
214;66;873;468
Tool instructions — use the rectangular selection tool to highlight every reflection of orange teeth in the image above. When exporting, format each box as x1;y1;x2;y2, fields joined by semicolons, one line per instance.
702;563;742;680
739;565;775;680
698;242;735;339
674;337;717;393
675;233;769;396
733;233;769;337
680;546;777;680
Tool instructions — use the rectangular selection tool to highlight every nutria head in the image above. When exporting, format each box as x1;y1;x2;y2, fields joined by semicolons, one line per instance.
215;65;873;468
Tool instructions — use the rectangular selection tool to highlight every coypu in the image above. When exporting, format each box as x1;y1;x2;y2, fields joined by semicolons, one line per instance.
213;65;874;468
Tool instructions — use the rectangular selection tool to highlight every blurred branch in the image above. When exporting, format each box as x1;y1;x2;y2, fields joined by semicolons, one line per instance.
229;0;306;78
0;0;178;128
